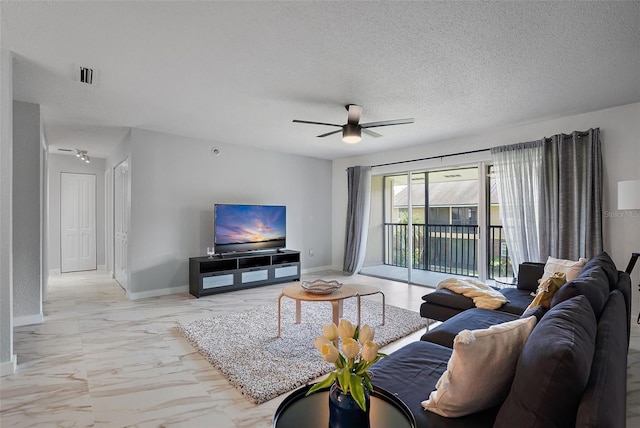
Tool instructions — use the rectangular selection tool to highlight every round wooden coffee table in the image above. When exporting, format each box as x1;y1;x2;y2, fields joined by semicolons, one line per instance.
277;284;356;338
341;284;386;326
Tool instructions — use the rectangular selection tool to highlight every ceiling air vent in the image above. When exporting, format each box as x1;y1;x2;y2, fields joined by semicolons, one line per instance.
76;65;96;85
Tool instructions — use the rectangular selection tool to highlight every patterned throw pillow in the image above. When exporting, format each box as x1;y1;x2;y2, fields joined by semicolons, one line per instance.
525;271;567;312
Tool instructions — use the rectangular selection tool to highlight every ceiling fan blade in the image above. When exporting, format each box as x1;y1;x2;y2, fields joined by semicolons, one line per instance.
346;104;363;125
317;129;342;138
361;118;414;128
362;128;383;138
292;119;342;127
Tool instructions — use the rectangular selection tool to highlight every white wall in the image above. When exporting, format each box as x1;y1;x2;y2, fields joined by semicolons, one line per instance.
107;128;333;298
41;124;48;301
46;154;106;273
333;102;640;312
12;101;42;325
0;49;15;375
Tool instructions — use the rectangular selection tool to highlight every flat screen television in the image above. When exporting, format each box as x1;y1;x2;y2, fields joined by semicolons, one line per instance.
214;204;286;254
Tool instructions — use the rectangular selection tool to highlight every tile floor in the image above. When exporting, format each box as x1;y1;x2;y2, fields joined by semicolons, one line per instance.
1;270;639;427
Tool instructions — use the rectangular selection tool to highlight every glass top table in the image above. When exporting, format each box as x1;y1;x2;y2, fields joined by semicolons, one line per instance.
494;276;517;289
273;384;416;428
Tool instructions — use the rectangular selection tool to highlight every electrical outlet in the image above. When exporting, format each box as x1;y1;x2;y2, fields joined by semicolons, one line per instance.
309;249;314;257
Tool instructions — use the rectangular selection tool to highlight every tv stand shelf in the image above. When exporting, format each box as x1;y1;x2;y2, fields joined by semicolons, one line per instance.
189;249;300;297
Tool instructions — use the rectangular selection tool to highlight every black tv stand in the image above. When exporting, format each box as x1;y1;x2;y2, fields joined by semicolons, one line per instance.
219;249;279;258
189;249;300;298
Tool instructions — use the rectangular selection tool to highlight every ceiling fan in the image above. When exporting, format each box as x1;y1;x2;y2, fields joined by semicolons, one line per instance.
293;104;414;144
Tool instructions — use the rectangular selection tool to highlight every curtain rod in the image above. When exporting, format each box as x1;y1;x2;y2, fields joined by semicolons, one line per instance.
369;129;595;169
371;147;491;169
365;129;595;169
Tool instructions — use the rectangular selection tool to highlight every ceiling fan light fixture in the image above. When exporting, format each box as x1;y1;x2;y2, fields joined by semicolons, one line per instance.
293;104;412;143
342;124;361;144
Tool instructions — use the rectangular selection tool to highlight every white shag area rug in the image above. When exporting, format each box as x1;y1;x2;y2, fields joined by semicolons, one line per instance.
177;297;429;404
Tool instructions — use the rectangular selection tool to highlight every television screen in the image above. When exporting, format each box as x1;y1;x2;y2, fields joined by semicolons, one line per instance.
214;204;286;254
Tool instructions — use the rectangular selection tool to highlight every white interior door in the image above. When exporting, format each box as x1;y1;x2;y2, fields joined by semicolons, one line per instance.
61;172;96;273
105;167;113;275
114;159;129;289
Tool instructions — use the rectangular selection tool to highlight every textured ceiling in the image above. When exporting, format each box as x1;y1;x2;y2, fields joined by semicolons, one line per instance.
2;1;639;159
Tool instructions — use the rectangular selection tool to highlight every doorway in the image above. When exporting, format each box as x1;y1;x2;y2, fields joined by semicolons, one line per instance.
60;172;97;273
113;159;129;289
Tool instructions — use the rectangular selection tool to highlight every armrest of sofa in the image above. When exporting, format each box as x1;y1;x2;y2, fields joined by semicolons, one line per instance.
517;262;545;292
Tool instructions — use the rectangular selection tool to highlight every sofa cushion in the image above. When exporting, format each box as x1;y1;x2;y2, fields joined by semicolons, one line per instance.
422;316;537;417
580;251;618;290
516;262;545;292
540;256;587;283
551;266;609;318
498;287;536;315
520;304;547;322
420;301;467;322
371;341;498;428
421;288;475;310
576;290;628;428
370;340;451;400
615;271;632;342
494;295;597;428
421;308;519;348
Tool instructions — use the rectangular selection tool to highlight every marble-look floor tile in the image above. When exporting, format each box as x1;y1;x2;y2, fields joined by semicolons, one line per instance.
2;270;639;427
1;352;94;427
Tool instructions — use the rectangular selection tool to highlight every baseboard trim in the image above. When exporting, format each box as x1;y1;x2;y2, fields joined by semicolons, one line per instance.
127;285;189;300
49;268;61;276
14;313;44;327
301;265;335;274
0;354;17;377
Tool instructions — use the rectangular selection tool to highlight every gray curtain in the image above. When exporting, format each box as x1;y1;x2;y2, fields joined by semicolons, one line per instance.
540;129;603;260
491;128;602;268
343;166;372;274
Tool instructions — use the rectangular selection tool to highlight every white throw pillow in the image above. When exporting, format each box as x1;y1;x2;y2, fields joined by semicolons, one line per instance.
540;256;587;283
422;316;537;417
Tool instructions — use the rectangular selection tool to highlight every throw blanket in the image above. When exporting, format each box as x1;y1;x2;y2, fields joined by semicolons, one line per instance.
436;278;508;310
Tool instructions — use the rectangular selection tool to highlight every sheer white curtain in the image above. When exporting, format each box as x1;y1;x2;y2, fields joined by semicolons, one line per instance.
491;129;603;273
491;141;545;272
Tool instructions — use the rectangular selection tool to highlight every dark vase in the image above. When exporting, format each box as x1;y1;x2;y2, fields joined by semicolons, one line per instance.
328;382;370;428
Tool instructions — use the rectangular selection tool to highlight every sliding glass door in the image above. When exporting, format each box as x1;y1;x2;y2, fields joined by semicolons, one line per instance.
361;164;510;286
381;172;426;284
425;167;479;279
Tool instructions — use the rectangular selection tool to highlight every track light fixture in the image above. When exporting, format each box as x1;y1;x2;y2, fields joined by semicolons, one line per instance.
75;149;90;164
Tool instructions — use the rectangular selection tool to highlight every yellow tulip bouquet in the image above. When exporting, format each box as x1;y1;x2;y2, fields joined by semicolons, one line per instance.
306;319;387;411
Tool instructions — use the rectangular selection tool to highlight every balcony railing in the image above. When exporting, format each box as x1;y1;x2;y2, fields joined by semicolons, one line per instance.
383;223;513;279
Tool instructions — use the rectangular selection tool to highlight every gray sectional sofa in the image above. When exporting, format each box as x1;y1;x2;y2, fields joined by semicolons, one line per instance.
370;252;631;427
419;261;546;324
